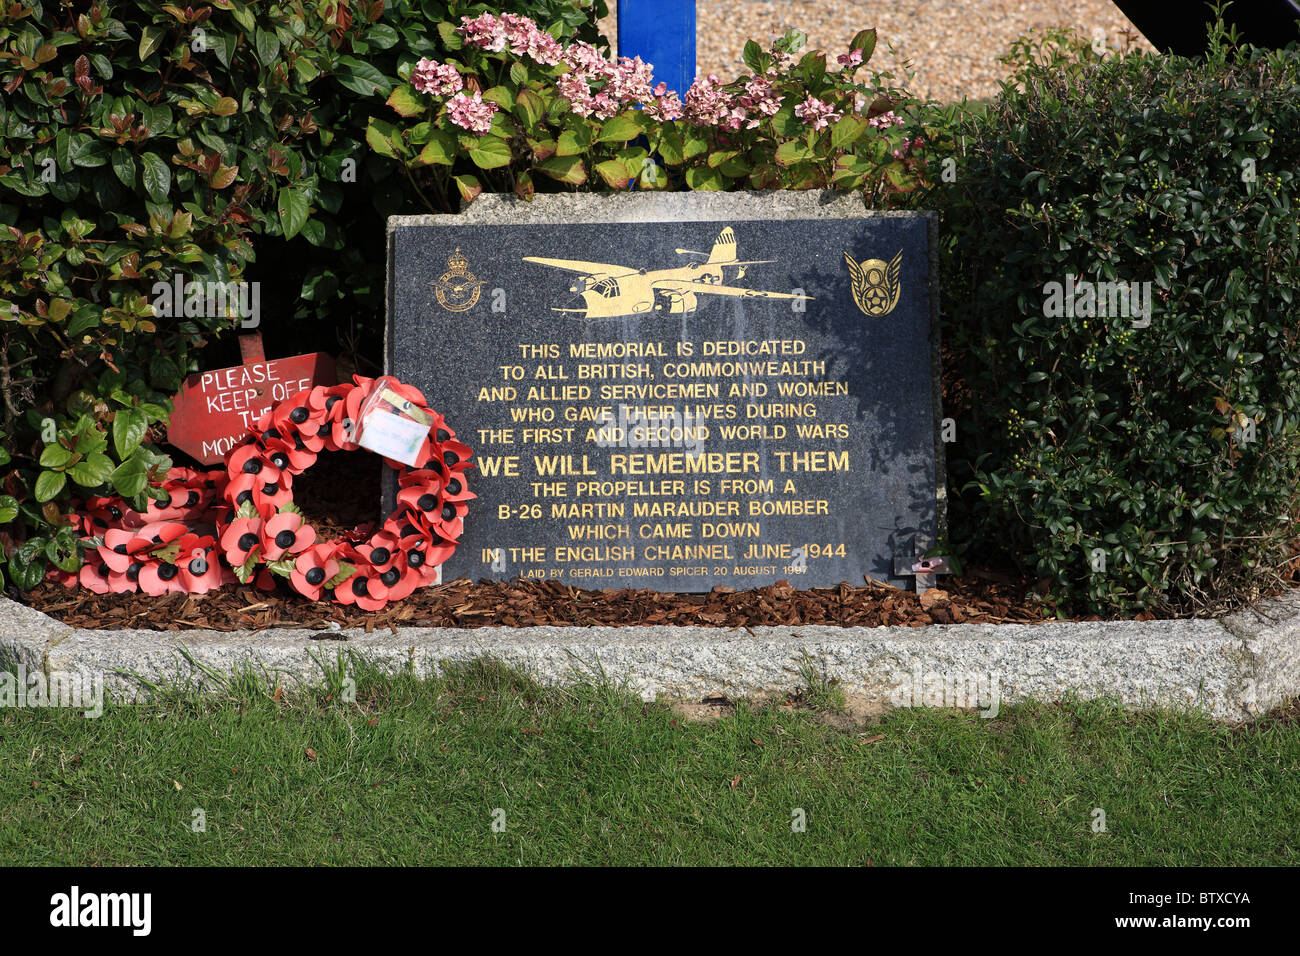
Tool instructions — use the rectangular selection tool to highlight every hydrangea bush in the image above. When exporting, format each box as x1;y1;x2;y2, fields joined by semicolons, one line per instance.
372;12;927;207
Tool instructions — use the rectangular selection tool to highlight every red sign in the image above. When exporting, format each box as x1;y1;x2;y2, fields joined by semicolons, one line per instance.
168;335;336;464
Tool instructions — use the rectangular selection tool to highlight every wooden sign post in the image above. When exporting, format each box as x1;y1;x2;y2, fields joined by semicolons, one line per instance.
166;332;336;464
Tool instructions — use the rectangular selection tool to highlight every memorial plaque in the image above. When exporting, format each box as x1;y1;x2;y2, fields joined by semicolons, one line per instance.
386;192;942;591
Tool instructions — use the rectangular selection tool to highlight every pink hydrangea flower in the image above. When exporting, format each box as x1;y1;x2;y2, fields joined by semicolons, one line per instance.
563;40;612;77
643;85;684;122
446;91;498;135
684;73;735;127
793;95;840;131
557;72;595;117
735;76;782;128
460;12;508;52
461;12;564;66
837;49;863;68
412;58;463;96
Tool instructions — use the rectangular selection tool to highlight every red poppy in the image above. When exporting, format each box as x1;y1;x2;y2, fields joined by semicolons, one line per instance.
260;433;318;475
376;556;421;601
269;389;328;452
176;539;227;593
79;496;140;535
396;472;445;517
228;444;285;488
290;543;341;601
220;514;266;565
99;528;152;573
261;510;316;561
138;558;187;596
334;566;388;611
308;383;352;428
431;498;469;540
224;471;294;511
144;468;217;521
77;560;116;594
355;531;400;572
383;506;433;545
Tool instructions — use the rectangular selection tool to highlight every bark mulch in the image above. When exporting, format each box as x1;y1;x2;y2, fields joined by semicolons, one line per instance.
21;568;1048;632
21;452;1059;631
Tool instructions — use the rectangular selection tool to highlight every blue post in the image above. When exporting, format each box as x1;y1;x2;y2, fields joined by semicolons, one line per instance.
617;0;696;96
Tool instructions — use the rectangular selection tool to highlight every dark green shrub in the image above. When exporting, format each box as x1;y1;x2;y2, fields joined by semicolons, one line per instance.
926;24;1300;615
0;0;603;588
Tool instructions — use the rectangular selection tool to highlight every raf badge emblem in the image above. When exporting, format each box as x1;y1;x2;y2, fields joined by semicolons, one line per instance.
844;249;902;316
434;248;483;313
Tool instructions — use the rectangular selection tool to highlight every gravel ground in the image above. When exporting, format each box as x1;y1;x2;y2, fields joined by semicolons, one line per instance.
602;0;1156;102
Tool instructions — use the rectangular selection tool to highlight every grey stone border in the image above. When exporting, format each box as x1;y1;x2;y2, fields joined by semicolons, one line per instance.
3;589;1298;721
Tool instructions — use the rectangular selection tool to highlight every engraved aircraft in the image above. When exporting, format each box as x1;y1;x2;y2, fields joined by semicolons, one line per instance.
523;227;811;319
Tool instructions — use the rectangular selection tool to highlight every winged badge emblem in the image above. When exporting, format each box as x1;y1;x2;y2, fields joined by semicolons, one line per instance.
844;249;902;316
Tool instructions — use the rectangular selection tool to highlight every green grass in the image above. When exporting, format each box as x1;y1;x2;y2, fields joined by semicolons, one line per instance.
1;656;1297;865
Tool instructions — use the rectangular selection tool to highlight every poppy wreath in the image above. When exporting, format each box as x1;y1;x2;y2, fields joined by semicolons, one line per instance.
216;375;474;610
54;466;235;595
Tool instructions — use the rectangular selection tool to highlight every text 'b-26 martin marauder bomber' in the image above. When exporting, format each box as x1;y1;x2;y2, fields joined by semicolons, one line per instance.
522;226;812;319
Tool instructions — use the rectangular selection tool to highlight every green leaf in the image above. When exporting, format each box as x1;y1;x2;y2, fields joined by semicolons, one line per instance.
556;127;592;156
513;89;545;128
255;28;280;66
743;40;763;73
850;28;877;63
387;85;424;118
481;86;514;110
45;531;80;573
657;126;685;165
139;25;168;61
830;115;869;151
8;555;45;590
69;452;115;488
0;494;18;524
365;125;396;160
267;557;297;577
335;55;393;97
112;406;148;459
140;152;171;201
594;159;632;188
468;135;513;170
774;140;815;166
453;174;481;203
416;130;458;166
111;149;137;189
35;470;66;502
596;114;643;143
277;186;309;240
686;166;725;190
537;155;586;185
109;454;148;498
436;21;463;50
324;560;356;590
39;444;72;469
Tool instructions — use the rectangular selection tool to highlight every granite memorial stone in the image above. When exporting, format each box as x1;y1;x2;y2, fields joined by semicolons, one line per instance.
386;191;942;590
